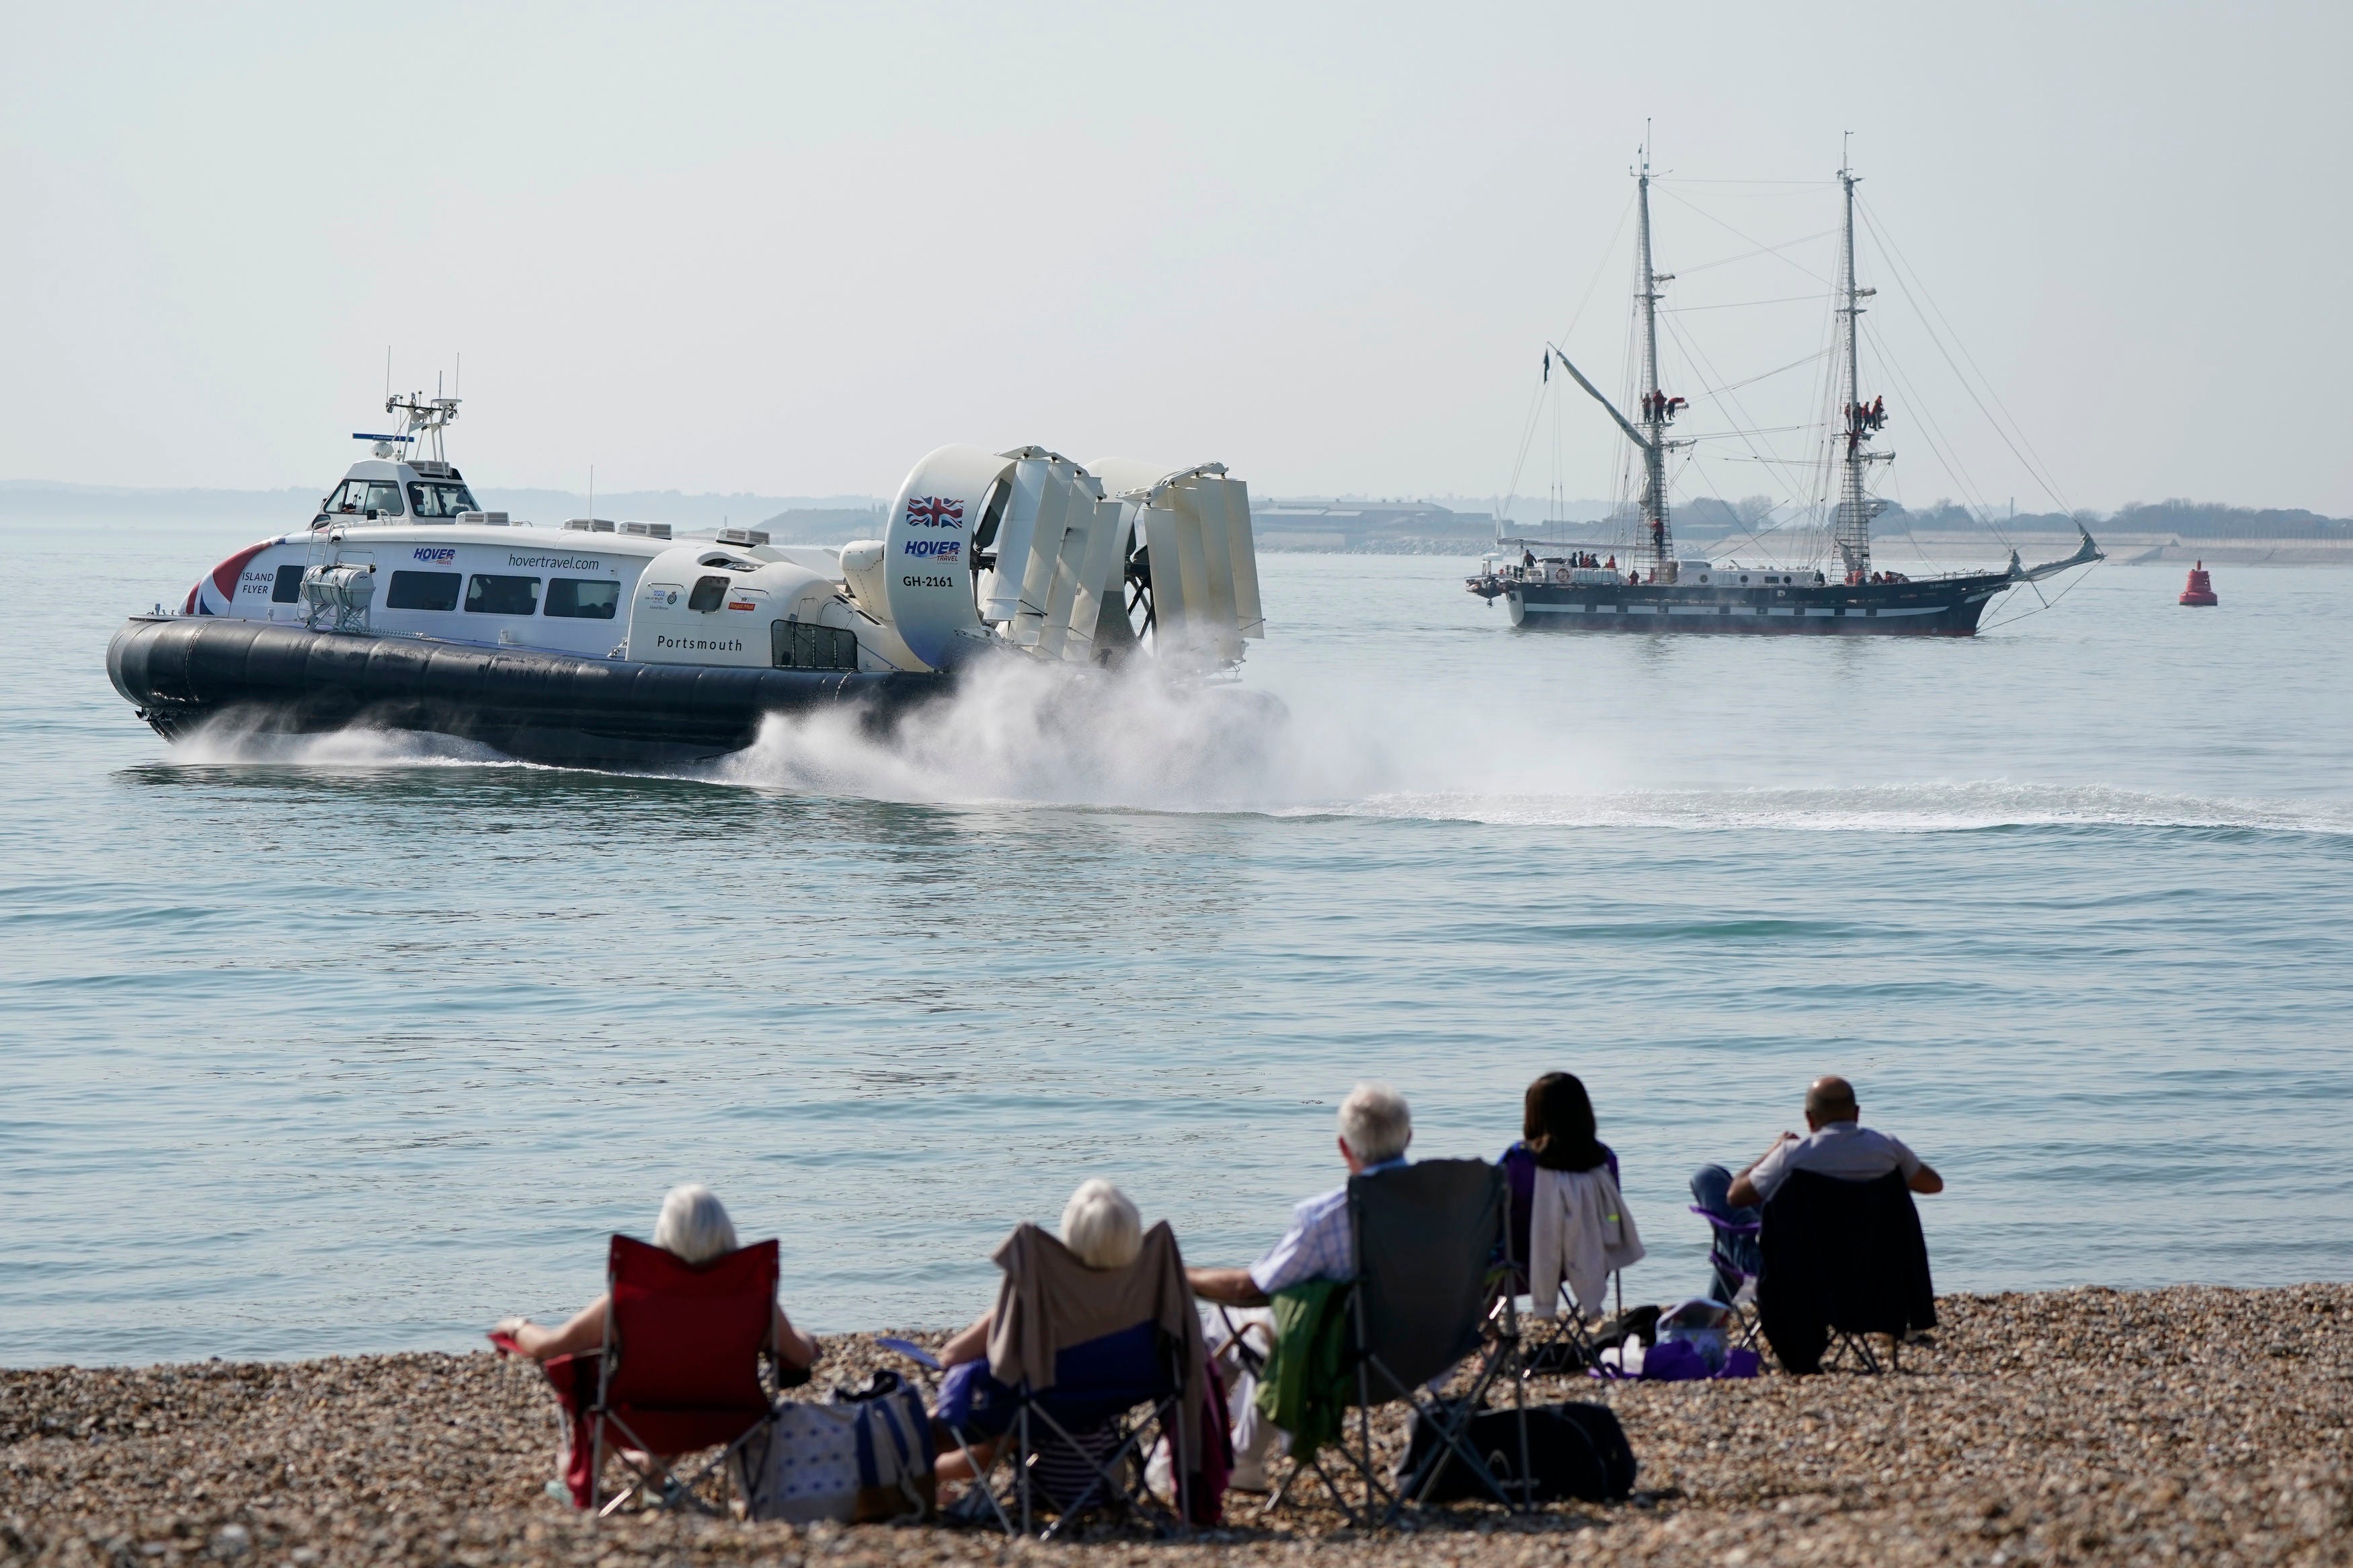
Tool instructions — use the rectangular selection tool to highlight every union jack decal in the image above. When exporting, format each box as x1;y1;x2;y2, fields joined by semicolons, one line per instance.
905;496;965;529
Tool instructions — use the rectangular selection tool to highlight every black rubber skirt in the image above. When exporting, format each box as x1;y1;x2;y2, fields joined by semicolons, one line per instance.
107;617;949;768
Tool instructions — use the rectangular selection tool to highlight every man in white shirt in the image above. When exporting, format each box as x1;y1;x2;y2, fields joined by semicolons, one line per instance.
1187;1081;1414;1307
1185;1083;1413;1489
1691;1076;1943;1303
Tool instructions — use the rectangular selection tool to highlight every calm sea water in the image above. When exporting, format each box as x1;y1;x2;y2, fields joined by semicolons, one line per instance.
5;520;2348;1367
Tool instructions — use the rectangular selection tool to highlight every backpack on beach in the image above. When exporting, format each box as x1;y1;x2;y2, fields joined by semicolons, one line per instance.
1396;1399;1637;1504
729;1370;936;1524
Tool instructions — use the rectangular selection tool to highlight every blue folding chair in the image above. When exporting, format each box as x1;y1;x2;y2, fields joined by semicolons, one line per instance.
886;1320;1193;1536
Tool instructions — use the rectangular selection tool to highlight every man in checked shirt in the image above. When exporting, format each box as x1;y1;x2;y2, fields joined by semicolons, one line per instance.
1185;1083;1414;1487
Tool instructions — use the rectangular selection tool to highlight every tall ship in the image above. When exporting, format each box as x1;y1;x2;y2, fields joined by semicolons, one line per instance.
107;391;1265;766
1468;147;2098;634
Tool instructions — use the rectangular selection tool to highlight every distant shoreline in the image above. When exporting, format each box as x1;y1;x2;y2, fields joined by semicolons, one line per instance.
1261;534;2353;565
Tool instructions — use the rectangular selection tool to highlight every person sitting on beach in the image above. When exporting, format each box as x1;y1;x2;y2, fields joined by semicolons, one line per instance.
1187;1082;1412;1309
1689;1077;1943;1304
1184;1083;1412;1489
932;1179;1146;1491
1501;1073;1644;1319
491;1184;821;1372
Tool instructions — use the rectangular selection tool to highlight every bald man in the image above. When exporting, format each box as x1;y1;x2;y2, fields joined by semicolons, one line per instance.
1689;1076;1943;1304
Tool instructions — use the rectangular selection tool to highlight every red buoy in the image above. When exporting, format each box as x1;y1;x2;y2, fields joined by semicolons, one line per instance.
2180;561;2217;607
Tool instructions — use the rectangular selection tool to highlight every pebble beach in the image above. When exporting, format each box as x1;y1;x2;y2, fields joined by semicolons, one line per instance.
6;1284;2348;1567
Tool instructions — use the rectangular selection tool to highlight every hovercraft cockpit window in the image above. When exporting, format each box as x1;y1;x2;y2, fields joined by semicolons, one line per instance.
465;573;541;615
545;579;621;620
325;479;404;517
688;575;731;612
408;481;481;519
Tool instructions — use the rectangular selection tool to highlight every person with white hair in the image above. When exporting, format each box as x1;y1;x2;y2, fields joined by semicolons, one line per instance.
1185;1082;1413;1309
492;1183;820;1371
1181;1083;1413;1490
930;1178;1149;1491
936;1177;1145;1368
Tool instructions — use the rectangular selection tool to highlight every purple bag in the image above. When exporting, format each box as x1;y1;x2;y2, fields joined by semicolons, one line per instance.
1640;1339;1710;1381
1640;1341;1761;1381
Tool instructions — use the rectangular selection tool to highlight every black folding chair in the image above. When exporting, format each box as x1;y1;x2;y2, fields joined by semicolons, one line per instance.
1262;1159;1528;1528
1756;1169;1938;1377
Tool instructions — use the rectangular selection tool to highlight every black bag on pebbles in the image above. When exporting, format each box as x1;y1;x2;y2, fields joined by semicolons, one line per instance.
1398;1399;1637;1504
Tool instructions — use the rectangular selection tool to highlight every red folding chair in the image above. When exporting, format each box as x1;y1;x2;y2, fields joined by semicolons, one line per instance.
493;1235;782;1516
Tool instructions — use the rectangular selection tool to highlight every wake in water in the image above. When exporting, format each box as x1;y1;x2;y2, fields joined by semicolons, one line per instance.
1338;781;2353;836
155;666;2352;837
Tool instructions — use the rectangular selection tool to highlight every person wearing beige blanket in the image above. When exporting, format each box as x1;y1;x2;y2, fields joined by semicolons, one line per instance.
933;1180;1208;1487
1528;1161;1644;1319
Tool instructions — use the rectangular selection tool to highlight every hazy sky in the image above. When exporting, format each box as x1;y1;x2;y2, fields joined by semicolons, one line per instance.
5;1;2347;513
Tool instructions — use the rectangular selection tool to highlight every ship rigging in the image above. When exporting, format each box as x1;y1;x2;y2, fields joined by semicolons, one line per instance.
1470;138;2100;634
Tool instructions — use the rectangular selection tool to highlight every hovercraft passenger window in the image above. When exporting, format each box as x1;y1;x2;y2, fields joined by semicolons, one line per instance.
545;578;620;620
327;479;405;517
272;564;305;603
771;619;859;671
385;570;463;612
465;573;541;615
407;481;481;519
688;575;731;613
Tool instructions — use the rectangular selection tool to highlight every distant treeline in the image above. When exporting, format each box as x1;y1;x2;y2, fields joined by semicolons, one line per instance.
0;480;883;530
755;505;887;543
1663;496;2353;541
7;480;2344;544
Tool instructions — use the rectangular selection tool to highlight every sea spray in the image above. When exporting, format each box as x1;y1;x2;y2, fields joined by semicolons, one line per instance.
153;673;2353;839
712;654;1388;811
165;709;529;769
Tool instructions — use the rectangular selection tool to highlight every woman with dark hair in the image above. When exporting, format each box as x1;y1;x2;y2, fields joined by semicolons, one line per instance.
1501;1073;1644;1321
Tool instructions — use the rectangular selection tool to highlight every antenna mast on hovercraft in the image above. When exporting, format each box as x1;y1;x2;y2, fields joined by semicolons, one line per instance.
383;387;460;466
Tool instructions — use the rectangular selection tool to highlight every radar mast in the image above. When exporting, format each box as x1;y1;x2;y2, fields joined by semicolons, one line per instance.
385;390;461;466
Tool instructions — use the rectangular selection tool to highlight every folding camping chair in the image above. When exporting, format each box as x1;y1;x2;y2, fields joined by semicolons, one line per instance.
493;1235;785;1517
1688;1206;1765;1353
1263;1159;1527;1529
891;1225;1199;1540
1755;1169;1938;1377
1499;1144;1644;1377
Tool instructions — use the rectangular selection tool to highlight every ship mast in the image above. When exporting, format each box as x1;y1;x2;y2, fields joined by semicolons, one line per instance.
1634;145;1673;578
1545;132;1685;579
1832;151;1884;580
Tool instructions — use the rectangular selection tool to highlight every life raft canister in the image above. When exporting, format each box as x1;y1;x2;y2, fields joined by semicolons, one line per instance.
2179;561;2217;607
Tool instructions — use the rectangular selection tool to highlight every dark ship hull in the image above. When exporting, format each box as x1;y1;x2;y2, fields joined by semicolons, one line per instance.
1487;569;2011;635
107;616;948;768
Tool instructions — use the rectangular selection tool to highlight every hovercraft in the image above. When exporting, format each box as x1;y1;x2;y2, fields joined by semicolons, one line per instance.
108;393;1267;768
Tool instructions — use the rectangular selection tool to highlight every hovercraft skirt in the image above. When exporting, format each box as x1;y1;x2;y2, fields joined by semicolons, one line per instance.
107;618;948;767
